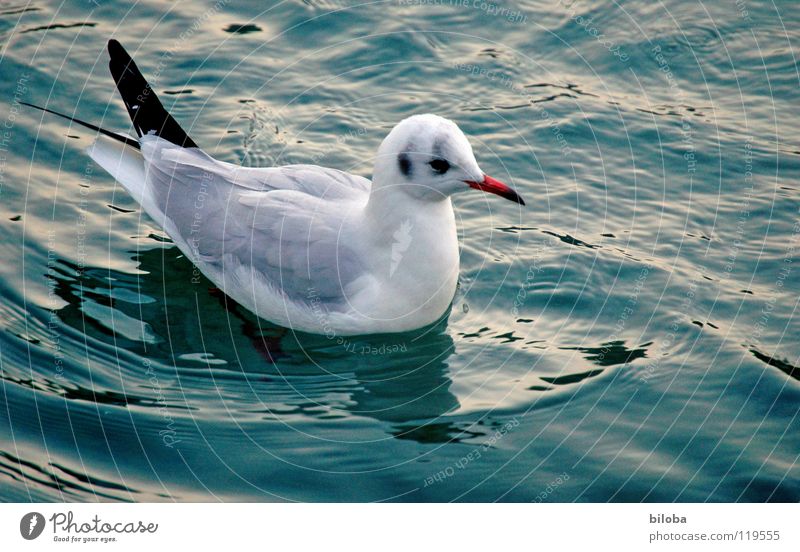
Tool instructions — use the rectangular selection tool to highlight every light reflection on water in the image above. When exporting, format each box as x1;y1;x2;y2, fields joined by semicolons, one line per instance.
0;0;797;502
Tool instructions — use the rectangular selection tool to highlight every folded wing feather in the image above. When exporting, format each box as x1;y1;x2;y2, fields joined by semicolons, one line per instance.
139;136;370;306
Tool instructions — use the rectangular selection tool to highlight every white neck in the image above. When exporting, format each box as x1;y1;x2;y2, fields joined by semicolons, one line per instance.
358;180;460;327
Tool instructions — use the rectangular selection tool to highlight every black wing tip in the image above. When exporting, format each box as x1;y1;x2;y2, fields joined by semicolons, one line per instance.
107;39;131;66
105;38;198;149
107;38;140;91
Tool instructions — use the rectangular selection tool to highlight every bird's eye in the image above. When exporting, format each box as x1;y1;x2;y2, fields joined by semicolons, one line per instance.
429;158;450;174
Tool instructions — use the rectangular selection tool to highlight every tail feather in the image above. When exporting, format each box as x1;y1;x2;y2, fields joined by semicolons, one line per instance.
107;39;197;148
87;138;146;204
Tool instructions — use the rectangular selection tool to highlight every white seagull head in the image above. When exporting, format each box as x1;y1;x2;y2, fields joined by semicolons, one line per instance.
373;114;525;205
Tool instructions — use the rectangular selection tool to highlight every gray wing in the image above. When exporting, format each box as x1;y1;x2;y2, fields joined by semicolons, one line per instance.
139;138;369;304
148;140;371;198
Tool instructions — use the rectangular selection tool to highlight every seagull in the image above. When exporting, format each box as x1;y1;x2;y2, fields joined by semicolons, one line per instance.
25;40;524;336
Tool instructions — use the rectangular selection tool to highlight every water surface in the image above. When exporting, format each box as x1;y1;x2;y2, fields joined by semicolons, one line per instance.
0;0;798;501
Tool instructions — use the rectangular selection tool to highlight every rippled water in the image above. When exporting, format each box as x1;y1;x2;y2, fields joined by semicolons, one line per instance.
1;0;798;502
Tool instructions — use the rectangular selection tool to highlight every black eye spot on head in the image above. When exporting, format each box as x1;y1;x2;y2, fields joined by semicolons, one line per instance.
398;153;412;177
428;158;450;175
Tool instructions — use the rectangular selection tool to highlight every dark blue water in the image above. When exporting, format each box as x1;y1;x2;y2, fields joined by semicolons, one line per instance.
0;0;798;502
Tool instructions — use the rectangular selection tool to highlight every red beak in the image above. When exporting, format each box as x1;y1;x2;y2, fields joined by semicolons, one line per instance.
466;175;525;205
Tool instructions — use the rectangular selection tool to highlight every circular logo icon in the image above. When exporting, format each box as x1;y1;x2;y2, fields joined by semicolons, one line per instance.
20;512;45;540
